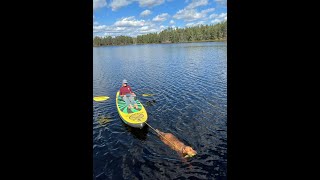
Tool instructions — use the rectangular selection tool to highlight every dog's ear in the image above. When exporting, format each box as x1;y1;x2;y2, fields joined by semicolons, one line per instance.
182;146;189;154
181;146;187;154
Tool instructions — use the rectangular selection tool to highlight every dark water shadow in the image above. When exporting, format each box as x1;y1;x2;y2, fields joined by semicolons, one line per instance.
122;122;149;141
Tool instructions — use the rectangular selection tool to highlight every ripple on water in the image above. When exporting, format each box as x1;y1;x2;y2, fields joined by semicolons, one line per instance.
93;42;227;179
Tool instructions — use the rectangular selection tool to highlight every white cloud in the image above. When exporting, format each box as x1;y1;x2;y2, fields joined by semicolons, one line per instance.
93;25;130;36
114;27;127;32
93;16;171;37
152;13;169;22
140;26;149;31
215;0;227;6
186;20;206;27
160;25;166;30
139;0;165;7
185;22;194;27
211;19;221;24
140;9;152;17
210;12;227;24
139;26;158;34
201;8;215;14
186;0;208;9
174;9;199;21
173;0;214;22
110;0;134;11
114;16;146;27
218;12;227;19
110;0;164;11
93;25;109;33
93;0;107;10
209;13;218;19
173;8;214;21
93;3;226;38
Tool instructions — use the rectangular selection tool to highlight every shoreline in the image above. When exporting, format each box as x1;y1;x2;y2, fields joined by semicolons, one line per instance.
93;39;227;47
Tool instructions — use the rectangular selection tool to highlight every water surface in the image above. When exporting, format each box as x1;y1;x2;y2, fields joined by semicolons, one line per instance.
93;42;227;180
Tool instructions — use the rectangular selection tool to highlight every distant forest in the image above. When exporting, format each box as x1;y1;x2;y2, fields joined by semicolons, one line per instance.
93;21;226;46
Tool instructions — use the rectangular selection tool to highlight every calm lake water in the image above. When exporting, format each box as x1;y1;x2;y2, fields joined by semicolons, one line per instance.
93;42;227;180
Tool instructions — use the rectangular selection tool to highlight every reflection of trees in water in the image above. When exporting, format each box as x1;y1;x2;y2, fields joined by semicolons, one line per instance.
122;123;149;141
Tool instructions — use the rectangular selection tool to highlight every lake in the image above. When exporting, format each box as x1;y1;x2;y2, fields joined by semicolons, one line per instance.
93;42;227;180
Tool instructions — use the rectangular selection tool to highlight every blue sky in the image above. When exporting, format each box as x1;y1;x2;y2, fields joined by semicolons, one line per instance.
93;0;227;37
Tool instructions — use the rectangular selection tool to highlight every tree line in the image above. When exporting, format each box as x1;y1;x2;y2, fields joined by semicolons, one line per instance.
93;20;226;46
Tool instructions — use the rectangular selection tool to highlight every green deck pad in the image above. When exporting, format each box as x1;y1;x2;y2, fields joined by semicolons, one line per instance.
118;96;142;114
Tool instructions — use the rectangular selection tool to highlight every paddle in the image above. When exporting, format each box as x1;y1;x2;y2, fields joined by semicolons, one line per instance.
142;94;154;97
93;96;110;102
94;93;155;102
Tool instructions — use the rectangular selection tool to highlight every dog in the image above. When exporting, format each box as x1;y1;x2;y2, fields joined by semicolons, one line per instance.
155;129;197;158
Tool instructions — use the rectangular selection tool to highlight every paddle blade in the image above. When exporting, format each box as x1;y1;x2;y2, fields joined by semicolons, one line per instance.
142;94;154;97
93;96;110;102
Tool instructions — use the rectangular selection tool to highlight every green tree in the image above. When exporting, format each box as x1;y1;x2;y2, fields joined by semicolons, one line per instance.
93;20;227;46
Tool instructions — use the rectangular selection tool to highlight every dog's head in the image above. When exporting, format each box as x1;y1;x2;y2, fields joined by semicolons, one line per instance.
182;146;197;158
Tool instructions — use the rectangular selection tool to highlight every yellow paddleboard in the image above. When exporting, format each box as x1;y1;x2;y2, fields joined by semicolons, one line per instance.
116;91;147;128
